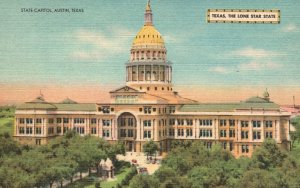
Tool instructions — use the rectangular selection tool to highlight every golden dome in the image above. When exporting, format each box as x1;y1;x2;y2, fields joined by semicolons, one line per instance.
132;25;164;46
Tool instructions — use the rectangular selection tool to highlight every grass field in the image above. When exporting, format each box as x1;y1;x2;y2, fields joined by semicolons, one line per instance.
0;106;15;135
0;117;14;135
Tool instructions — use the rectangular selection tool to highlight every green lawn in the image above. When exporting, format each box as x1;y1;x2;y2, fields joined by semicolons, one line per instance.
65;166;132;188
0;117;14;135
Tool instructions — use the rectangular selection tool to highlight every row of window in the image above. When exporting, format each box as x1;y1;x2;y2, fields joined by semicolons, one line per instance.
139;106;175;114
119;118;135;127
19;118;111;125
120;129;135;137
98;106;114;114
220;130;236;138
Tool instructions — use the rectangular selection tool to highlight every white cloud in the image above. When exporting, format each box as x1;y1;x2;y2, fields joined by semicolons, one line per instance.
282;24;297;32
231;47;279;58
71;27;135;61
239;60;282;71
209;66;231;74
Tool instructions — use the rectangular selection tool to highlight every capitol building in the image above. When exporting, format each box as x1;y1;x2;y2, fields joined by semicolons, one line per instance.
14;2;291;157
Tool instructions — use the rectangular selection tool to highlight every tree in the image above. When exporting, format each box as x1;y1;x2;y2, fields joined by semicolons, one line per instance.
0;133;21;157
129;175;160;188
143;140;159;160
290;116;300;147
251;139;287;169
238;168;287;188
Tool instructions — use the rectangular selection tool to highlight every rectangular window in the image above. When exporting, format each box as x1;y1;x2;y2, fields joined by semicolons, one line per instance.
35;127;42;134
230;142;233;151
265;120;273;128
241;121;249;127
253;120;261;128
241;131;249;139
74;118;85;124
35;118;42;124
26;118;33;124
19;118;25;124
102;130;110;137
57;126;61;134
102;106;110;114
143;107;152;114
242;145;249;153
253;131;261;140
19;127;25;134
186;119;193;126
91;118;97;124
57;118;62;124
220;130;227;137
63;118;69;124
48;127;54;134
177;119;184;125
48;118;54;124
128;129;134;137
75;127;85;134
169;119;175;126
143;130;151;138
63;127;69;133
265;131;273;138
91;127;97;134
26;127;32;134
102;120;110;126
220;119;227;126
143;120;151;127
128;118;134;126
229;129;235;137
186;129;193;136
229;119;235;126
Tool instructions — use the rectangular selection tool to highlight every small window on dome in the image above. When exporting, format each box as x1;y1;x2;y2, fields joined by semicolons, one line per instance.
148;35;149;37
162;87;164;90
157;35;158;38
143;35;145;38
139;36;141;38
153;35;154;38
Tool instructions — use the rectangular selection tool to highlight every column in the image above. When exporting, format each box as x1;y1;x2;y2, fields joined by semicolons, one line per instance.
261;118;265;141
136;118;140;140
276;119;281;143
143;65;146;81
158;65;160;81
153;119;156;140
215;118;219;139
96;118;99;137
175;119;178;139
193;119;196;139
137;65;139;83
33;117;35;136
249;119;253;141
99;119;103;138
237;119;241;141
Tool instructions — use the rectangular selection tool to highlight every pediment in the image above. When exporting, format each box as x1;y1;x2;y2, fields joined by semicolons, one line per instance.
110;86;143;93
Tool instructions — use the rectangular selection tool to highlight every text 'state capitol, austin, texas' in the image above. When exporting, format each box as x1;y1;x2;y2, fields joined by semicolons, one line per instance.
14;2;291;157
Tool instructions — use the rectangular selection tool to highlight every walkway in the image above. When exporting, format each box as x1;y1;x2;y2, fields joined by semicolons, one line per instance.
117;152;162;175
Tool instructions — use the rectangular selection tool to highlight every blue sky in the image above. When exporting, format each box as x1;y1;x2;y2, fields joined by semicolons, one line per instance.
0;0;299;104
